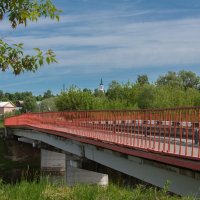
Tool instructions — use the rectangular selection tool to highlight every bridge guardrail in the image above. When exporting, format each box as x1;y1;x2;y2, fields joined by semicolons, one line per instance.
4;107;200;160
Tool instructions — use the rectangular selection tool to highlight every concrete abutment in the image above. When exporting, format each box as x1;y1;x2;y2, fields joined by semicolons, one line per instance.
41;149;108;186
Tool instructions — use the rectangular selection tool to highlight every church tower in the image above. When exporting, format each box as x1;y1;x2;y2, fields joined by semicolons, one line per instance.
99;78;104;92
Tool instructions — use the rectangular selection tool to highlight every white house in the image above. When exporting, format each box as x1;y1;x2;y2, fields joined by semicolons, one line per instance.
0;101;16;115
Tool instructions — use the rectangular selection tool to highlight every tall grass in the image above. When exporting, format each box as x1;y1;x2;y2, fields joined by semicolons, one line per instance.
0;178;196;200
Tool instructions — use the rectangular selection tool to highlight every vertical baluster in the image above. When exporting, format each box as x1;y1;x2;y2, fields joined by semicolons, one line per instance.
153;111;156;149
149;111;152;149
179;109;183;156
198;109;200;158
145;111;148;148
173;110;177;154
133;111;136;147
168;110;171;153
185;109;189;156
191;109;195;157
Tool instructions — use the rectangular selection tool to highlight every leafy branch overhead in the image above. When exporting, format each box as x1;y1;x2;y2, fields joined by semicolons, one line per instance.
0;0;61;74
0;40;57;74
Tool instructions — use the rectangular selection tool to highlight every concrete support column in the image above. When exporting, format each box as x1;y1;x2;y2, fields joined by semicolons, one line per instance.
41;149;66;182
66;159;108;186
41;149;108;186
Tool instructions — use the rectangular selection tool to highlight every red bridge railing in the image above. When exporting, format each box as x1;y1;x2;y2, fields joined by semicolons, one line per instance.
4;107;200;160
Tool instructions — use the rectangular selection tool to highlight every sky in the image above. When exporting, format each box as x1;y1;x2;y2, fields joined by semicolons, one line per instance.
1;0;200;95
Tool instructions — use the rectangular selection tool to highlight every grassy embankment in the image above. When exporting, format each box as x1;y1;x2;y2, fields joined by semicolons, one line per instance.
0;178;195;200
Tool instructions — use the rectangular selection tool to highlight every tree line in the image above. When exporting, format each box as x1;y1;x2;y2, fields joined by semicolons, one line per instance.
55;70;200;111
0;90;55;114
2;70;200;113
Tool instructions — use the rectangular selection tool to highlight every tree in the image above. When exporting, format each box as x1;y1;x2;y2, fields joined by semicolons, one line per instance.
0;90;3;100
94;88;105;97
0;0;60;74
136;74;149;85
178;70;200;90
21;96;37;112
83;88;92;94
136;85;155;109
43;90;53;99
56;86;95;111
156;71;181;87
40;97;57;112
106;80;123;100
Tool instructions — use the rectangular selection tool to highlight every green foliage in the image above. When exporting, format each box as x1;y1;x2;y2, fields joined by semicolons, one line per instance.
0;91;52;103
21;96;37;112
56;86;96;111
1;70;200;111
0;180;195;200
43;90;54;99
136;84;155;109
40;97;57;112
106;80;123;101
178;70;200;90
136;74;149;85
156;70;200;90
3;110;21;118
55;70;200;111
0;0;60;74
152;86;200;108
0;39;57;74
156;71;181;87
0;0;61;28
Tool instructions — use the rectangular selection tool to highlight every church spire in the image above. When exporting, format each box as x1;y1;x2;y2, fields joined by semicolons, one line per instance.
99;78;104;92
100;78;103;85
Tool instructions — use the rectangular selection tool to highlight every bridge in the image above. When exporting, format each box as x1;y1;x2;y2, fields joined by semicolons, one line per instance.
4;107;200;196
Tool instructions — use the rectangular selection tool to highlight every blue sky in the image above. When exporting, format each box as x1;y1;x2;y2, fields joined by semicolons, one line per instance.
1;0;200;95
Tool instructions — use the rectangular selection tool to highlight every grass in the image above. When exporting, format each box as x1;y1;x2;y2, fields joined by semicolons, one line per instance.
0;178;197;200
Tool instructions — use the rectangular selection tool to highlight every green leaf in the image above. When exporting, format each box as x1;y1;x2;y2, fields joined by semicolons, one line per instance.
33;48;41;52
55;15;59;21
39;58;43;66
46;57;50;64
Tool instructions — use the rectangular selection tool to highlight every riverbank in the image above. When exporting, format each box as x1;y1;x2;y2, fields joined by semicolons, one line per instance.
0;137;40;183
0;178;193;200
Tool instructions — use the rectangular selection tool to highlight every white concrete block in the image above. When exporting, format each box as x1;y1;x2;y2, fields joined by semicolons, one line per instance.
41;149;66;171
66;164;108;186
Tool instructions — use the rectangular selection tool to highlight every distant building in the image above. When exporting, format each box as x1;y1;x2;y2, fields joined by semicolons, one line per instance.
0;101;16;115
15;100;24;107
99;78;104;92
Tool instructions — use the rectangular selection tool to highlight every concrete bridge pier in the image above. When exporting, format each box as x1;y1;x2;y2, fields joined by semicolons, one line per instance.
66;159;108;186
41;149;66;183
41;149;108;186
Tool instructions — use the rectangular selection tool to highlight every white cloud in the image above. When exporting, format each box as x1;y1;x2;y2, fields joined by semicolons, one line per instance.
1;2;200;94
2;10;200;74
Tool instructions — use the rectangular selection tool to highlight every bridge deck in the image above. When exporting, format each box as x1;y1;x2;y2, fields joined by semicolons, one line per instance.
4;107;200;170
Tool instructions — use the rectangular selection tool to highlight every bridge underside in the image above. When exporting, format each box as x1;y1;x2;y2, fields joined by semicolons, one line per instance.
6;127;200;197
